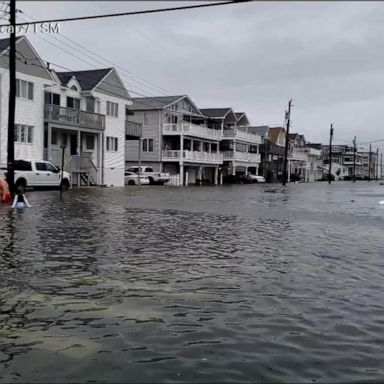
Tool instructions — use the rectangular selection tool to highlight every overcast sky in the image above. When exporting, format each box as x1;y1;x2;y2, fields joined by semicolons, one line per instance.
8;1;384;147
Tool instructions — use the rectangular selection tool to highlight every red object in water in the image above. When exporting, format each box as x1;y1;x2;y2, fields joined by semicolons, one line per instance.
2;191;12;202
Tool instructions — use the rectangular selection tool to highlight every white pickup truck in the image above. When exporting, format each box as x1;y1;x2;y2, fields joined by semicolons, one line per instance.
5;159;72;189
126;166;170;185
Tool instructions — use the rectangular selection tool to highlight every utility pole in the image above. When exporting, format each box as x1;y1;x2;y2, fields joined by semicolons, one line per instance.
376;148;379;181
282;99;292;186
381;153;383;182
368;144;372;182
328;123;334;184
264;138;268;180
353;136;356;183
6;0;16;196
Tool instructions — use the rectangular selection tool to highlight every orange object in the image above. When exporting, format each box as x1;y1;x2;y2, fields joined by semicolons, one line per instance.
2;191;12;202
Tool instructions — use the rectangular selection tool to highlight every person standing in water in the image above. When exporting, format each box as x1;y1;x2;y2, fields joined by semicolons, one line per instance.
11;188;31;209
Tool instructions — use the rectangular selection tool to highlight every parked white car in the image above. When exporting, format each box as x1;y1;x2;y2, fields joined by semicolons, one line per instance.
126;166;170;185
5;160;71;189
248;173;266;183
125;171;150;186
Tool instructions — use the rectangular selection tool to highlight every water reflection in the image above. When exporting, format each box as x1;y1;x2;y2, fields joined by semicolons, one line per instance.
1;183;384;383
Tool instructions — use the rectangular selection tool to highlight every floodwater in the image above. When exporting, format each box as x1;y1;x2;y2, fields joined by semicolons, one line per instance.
1;182;384;383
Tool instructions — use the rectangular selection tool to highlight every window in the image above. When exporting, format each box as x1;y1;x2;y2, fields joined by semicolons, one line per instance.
44;92;60;105
45;163;58;172
14;124;33;144
14;160;32;171
16;79;33;100
142;138;154;152
36;162;47;171
86;97;95;113
107;101;119;117
67;96;80;109
143;112;149;126
70;85;78;91
106;136;118;151
86;135;95;150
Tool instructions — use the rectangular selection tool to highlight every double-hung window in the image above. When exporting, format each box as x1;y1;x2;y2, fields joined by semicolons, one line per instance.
106;101;119;117
16;79;34;100
142;138;154;152
14;124;33;144
106;136;118;151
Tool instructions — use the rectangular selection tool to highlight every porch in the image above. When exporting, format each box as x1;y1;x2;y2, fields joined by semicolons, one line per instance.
43;126;103;187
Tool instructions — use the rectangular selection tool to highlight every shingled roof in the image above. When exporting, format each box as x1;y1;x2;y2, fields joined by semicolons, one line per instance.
0;36;23;54
199;108;233;119
248;126;269;137
130;96;185;110
56;68;112;91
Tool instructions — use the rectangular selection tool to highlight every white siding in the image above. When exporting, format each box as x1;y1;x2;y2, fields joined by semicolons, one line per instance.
96;91;128;186
0;69;52;166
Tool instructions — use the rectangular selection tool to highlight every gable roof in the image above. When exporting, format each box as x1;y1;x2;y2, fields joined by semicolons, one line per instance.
269;127;285;144
130;95;185;110
235;112;244;120
56;68;112;91
248;126;269;137
0;36;23;54
199;108;232;119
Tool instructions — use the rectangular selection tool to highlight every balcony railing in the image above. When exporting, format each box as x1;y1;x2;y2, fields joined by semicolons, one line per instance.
126;120;142;138
223;129;261;144
162;123;222;140
162;150;223;164
44;104;105;131
288;149;307;161
222;150;261;163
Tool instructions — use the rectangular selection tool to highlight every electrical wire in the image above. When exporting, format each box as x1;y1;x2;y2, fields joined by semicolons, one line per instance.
0;1;253;27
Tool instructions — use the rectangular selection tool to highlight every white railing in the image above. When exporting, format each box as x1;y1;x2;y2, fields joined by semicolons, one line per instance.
288;150;307;161
223;129;261;144
162;150;223;164
162;123;222;140
44;105;105;130
125;120;142;137
222;150;261;163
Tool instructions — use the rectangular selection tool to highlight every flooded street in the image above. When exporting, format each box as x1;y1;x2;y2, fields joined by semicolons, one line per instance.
1;182;384;383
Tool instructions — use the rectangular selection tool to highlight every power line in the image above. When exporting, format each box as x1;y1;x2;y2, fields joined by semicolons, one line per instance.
19;9;175;97
0;1;253;27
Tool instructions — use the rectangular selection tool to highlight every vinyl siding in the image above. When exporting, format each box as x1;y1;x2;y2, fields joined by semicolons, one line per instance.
125;110;161;163
0;69;51;166
95;90;128;186
94;70;130;101
0;38;52;80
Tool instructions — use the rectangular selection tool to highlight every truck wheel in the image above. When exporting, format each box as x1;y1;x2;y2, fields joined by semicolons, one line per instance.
60;180;70;191
15;178;27;190
148;177;155;185
128;180;135;185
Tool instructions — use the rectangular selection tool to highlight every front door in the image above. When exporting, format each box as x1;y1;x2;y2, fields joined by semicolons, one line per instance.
70;134;77;155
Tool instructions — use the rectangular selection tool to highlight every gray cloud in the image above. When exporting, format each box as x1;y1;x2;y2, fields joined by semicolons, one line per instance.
12;1;384;146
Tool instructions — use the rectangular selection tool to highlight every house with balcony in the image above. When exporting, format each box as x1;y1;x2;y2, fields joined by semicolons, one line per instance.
126;95;223;185
199;108;261;176
45;67;131;186
0;36;55;168
248;125;285;182
0;36;131;187
322;145;363;180
287;133;307;181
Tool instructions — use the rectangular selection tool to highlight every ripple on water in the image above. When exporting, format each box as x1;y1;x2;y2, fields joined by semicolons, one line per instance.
1;184;384;382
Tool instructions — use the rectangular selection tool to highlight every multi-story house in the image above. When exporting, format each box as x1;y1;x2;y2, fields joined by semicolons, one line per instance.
359;151;378;180
322;145;363;180
287;133;307;181
45;67;131;186
0;36;131;187
0;36;55;167
199;108;261;176
248;125;285;182
126;95;223;185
